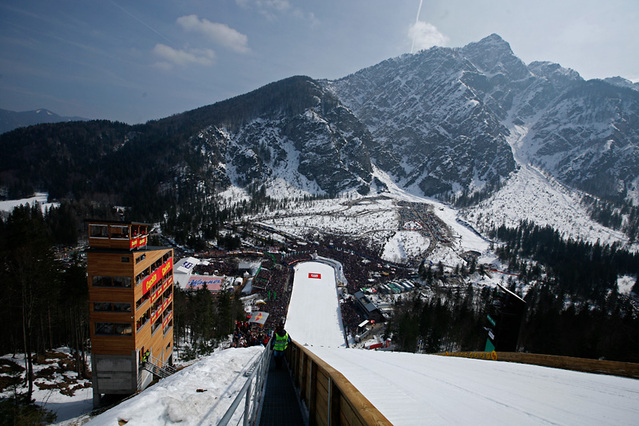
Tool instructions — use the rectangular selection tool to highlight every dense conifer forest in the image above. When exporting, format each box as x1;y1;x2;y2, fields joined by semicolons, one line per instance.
391;220;639;362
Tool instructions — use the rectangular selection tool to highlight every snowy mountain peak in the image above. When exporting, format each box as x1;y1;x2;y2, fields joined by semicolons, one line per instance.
528;61;582;82
467;33;511;51
329;34;639;210
603;76;639;91
461;33;530;79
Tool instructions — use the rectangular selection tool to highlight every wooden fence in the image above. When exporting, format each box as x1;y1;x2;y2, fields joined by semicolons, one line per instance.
288;340;391;426
437;351;639;379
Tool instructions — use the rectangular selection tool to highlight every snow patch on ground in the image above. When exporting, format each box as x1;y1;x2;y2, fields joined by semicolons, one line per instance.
460;164;632;249
381;231;430;264
87;347;264;426
618;275;637;295
215;185;250;206
0;349;93;425
0;192;59;213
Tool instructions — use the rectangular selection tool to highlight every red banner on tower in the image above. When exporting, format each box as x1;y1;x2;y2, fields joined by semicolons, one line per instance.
143;257;174;295
309;273;321;279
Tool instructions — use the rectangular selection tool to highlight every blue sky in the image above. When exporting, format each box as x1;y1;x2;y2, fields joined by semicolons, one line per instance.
1;0;637;124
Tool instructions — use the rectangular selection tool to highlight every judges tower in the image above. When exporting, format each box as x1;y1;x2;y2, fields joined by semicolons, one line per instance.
87;220;174;407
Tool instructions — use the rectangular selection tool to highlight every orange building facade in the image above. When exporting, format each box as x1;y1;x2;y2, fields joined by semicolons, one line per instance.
87;220;174;406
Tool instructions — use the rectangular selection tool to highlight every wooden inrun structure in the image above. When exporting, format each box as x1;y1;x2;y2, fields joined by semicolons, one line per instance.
437;351;639;379
288;340;391;426
283;343;639;425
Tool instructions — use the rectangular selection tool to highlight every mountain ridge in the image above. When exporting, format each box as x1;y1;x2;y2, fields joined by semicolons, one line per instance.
0;34;637;241
0;108;88;134
328;34;639;207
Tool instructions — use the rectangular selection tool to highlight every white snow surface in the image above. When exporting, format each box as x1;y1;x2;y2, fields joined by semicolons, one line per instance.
380;230;430;264
0;192;59;213
86;346;264;426
285;261;347;348
309;347;639;425
0;349;93;425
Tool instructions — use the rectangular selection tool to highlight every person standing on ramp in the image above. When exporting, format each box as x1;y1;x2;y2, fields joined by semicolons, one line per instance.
272;321;290;370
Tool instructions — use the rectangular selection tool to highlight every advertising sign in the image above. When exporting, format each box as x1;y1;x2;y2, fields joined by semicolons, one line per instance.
248;311;269;325
186;275;223;292
143;257;173;295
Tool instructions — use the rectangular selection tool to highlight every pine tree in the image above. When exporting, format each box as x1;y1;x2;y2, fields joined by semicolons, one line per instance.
3;205;60;401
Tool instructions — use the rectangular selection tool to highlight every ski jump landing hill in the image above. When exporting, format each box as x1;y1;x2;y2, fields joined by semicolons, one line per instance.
286;261;639;425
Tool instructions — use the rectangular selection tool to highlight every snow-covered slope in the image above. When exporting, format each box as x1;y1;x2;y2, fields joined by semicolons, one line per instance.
86;347;264;425
0;192;58;213
311;347;639;425
460;163;631;247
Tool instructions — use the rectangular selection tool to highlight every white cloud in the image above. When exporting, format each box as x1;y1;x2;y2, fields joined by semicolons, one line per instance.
409;21;449;52
235;0;317;25
152;43;215;68
177;15;249;53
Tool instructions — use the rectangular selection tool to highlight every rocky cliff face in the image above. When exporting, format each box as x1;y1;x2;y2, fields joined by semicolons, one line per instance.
175;76;378;197
518;79;639;202
325;34;639;204
326;35;521;198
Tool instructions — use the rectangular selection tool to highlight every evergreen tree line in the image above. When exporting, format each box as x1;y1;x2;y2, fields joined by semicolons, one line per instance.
519;282;639;362
0;199;253;417
490;220;639;300
582;195;639;243
172;286;245;360
392;221;639;362
391;279;639;362
0;203;90;403
159;182;329;251
388;286;491;354
488;220;639;362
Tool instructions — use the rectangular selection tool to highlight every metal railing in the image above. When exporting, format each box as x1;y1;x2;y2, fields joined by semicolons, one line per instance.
217;342;273;426
141;355;177;379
